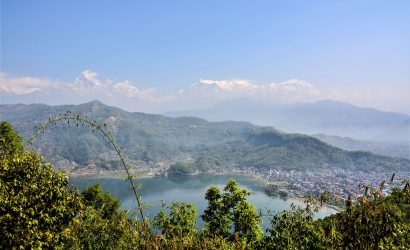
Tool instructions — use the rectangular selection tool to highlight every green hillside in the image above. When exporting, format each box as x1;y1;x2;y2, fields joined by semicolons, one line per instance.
1;100;409;172
2;124;409;249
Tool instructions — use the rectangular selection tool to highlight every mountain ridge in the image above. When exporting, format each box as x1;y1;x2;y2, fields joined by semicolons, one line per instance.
164;99;410;142
1;100;409;173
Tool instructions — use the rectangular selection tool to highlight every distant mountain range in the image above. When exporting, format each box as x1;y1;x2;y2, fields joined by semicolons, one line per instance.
1;100;409;173
165;99;410;142
312;134;409;159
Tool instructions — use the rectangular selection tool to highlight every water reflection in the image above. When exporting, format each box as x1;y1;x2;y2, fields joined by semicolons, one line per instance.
70;174;335;229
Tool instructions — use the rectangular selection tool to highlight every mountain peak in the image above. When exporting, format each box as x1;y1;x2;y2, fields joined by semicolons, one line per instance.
89;99;103;105
78;100;106;112
192;79;255;94
275;79;317;91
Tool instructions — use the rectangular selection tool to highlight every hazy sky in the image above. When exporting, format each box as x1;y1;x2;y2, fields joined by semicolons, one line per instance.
1;0;409;113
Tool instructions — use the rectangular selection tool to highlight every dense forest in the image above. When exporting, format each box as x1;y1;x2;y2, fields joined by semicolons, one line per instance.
1;121;409;249
2;101;409;174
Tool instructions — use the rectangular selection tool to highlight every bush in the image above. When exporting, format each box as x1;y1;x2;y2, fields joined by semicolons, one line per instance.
0;153;81;248
153;201;197;238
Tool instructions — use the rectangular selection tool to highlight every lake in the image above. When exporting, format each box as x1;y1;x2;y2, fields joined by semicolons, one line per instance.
70;174;336;229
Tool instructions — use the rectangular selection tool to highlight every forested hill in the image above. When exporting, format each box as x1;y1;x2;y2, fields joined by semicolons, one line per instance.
1;100;409;172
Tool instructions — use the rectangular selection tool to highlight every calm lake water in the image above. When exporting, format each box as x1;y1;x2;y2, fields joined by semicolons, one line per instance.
70;174;336;229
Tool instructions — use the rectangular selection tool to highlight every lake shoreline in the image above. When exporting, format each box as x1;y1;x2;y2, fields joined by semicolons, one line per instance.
70;170;343;213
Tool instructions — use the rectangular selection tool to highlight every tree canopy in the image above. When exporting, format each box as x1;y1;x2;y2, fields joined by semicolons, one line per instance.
0;121;24;159
202;179;263;242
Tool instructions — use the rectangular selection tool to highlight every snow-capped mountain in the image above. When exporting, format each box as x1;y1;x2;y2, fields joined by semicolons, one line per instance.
184;78;320;103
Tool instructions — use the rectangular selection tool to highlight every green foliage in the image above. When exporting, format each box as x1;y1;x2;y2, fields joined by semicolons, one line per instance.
0;121;24;159
0;152;82;249
261;197;325;250
318;177;410;249
319;191;331;206
1;119;409;249
27;112;146;222
202;186;231;237
265;184;279;196
320;184;410;249
81;184;121;219
153;201;197;238
232;199;262;241
65;185;144;250
194;156;221;172
64;207;139;250
168;162;196;175
202;179;262;242
3;102;409;173
0;121;147;249
2;153;409;249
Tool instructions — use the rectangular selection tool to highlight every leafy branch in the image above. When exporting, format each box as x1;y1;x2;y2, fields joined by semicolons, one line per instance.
28;110;146;223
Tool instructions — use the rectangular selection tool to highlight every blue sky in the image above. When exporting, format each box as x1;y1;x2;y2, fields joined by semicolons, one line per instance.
1;0;409;113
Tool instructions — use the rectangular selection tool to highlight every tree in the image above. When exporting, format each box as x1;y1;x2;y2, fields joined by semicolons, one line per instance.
81;184;121;219
202;186;230;237
319;178;410;249
168;162;195;175
336;187;408;249
0;121;24;159
0;152;82;249
233;199;262;241
202;179;262;242
0;122;81;248
153;201;197;238
64;206;138;249
261;197;325;250
319;191;331;207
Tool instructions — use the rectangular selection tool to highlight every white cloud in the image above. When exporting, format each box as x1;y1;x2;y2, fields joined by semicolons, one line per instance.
0;70;164;103
71;70;103;91
113;80;157;101
1;71;408;114
183;78;321;104
196;79;257;93
0;70;182;113
264;79;321;102
81;70;101;86
0;72;61;95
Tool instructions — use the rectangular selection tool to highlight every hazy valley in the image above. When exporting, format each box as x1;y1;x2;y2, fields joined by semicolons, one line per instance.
2;100;409;174
2;100;409;209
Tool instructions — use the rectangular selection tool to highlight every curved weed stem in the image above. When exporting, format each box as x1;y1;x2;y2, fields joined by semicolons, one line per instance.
28;111;146;223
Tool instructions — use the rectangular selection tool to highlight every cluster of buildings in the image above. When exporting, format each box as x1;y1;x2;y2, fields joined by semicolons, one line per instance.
233;166;409;207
